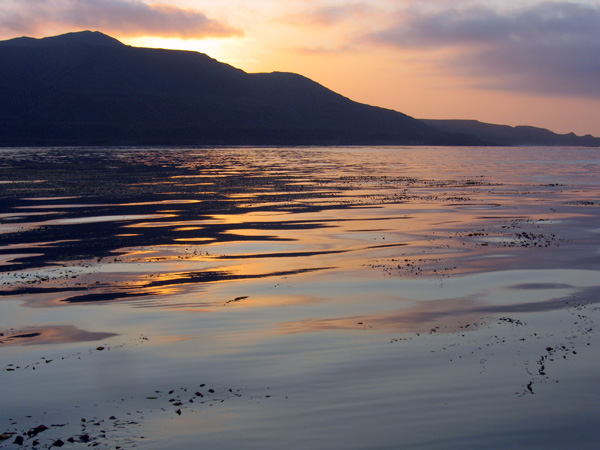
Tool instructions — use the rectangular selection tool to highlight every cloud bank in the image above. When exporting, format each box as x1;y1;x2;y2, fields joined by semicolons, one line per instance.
370;1;600;97
284;3;374;26
0;0;242;39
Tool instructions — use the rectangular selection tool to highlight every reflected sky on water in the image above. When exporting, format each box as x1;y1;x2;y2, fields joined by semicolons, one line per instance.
1;147;600;449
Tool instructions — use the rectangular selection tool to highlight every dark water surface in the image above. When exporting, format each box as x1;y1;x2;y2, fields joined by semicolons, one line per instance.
1;146;600;449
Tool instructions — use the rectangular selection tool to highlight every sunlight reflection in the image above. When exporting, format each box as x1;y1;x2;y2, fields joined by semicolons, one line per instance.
1;147;600;450
0;325;117;346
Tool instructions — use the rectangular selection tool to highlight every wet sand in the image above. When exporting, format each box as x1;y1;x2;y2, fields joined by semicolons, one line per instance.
1;146;600;449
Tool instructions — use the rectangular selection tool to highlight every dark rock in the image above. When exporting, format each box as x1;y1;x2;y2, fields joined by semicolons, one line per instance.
27;425;49;437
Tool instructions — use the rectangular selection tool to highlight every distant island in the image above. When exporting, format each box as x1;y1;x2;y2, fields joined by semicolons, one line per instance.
0;31;598;147
422;120;600;147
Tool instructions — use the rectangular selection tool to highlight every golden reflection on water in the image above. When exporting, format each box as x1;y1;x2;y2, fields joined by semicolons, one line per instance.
1;146;600;332
0;325;117;346
279;297;483;335
1;147;600;449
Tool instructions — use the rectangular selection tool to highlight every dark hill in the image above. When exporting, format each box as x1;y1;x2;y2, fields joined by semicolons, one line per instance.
0;30;124;48
422;119;600;147
0;31;480;147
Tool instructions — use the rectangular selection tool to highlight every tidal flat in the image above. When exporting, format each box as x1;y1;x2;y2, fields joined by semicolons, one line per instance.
1;146;599;449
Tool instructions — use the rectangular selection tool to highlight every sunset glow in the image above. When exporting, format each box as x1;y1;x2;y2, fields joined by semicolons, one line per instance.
2;0;599;134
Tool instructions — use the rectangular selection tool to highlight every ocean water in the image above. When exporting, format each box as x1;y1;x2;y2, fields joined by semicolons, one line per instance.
1;146;599;449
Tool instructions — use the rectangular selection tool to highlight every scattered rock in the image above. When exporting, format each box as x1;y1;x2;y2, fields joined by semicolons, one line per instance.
224;296;248;305
27;424;49;437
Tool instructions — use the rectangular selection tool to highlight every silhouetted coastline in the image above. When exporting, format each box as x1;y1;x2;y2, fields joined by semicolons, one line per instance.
4;31;598;148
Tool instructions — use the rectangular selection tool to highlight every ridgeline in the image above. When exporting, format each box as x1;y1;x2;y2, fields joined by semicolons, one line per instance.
0;31;597;147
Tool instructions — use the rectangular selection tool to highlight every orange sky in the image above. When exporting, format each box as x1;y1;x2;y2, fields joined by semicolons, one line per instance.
2;0;599;136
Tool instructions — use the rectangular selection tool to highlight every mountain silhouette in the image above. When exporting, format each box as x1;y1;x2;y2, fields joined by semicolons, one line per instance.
1;31;596;147
423;120;600;147
0;31;481;147
0;30;124;48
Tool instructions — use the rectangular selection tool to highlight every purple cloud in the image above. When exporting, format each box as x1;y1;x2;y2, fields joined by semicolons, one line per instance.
370;2;600;97
0;0;242;39
283;3;374;26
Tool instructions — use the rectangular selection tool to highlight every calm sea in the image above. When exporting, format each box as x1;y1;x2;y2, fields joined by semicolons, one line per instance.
1;146;599;449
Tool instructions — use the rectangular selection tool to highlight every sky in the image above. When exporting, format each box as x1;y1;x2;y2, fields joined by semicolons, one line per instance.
2;0;599;136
